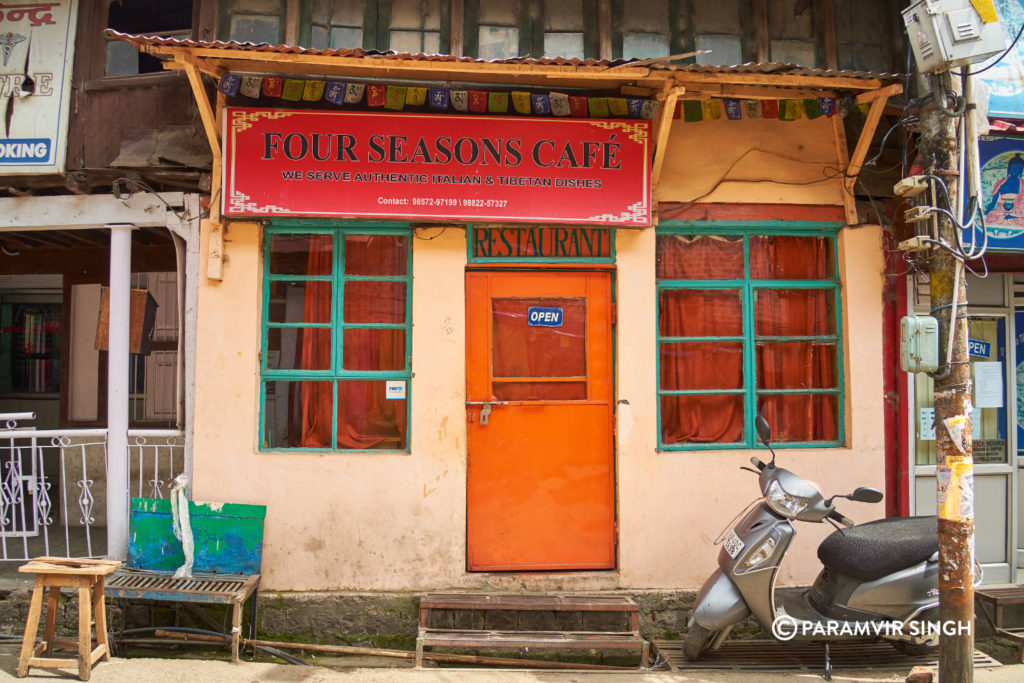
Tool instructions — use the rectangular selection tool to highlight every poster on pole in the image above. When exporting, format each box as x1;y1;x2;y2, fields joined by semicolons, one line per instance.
0;1;79;174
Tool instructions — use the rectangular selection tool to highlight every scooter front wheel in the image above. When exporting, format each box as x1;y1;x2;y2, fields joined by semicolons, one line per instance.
683;624;719;661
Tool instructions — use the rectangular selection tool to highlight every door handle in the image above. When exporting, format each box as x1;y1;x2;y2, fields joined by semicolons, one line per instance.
466;401;508;425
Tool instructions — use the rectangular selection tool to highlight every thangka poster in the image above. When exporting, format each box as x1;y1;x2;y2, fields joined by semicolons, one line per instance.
975;134;1024;251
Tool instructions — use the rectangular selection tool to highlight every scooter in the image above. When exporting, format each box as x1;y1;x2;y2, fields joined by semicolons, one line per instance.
686;416;977;679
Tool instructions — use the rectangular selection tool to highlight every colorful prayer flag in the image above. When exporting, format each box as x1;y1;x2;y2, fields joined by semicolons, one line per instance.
761;100;779;118
531;93;552;115
682;101;703;122
608;97;628;116
406;87;427;106
627;98;644;118
588;97;610;118
701;99;722;120
488;91;509;113
429;88;450;110
385;85;407;110
262;77;283;98
281;79;305;101
217;74;241;97
240;75;262;99
302;80;326;102
818;97;836;117
724;99;743;120
469;90;488;113
344;83;365;104
511;91;531;114
743;100;763;119
451;90;469;111
324;81;346;105
569;96;589;117
366;84;387;107
550;92;570;116
803;98;822;119
778;99;802;120
640;100;659;120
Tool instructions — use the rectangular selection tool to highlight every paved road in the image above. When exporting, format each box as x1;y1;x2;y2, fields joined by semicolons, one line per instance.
0;643;1021;683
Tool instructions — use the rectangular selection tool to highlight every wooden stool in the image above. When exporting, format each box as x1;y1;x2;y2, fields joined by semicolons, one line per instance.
16;557;121;681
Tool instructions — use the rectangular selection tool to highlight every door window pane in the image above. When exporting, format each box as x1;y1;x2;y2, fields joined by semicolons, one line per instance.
492;298;586;378
660;342;743;391
344;281;406;323
970;316;1007;464
345;235;408;275
659;289;742;337
267;328;331;370
758;394;838;442
268;281;332;323
343;329;406;370
750;235;834;279
660;394;744;444
262;380;332;448
337;380;407;449
269;234;333;275
492;381;586;401
656;234;744;280
755;289;835;336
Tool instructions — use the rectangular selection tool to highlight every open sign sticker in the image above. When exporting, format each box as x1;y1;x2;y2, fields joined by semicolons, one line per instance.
385;381;406;400
528;306;563;327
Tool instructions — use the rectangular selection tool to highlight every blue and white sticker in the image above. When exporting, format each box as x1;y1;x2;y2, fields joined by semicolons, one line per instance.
527;306;563;327
969;338;991;358
385;380;406;400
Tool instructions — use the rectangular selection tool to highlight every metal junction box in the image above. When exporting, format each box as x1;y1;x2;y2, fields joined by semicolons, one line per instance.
901;315;940;373
902;0;1005;73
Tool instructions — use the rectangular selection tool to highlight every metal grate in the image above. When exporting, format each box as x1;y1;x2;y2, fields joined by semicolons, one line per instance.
653;639;1001;673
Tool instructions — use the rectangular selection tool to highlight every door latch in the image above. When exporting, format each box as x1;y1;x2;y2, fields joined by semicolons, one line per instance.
466;401;509;426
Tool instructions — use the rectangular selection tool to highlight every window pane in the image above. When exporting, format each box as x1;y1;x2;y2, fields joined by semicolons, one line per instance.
479;26;519;59
545;33;584;59
623;33;669;60
344;281;406;323
661;394;744;444
331;26;363;48
105;41;139;76
696;34;742;66
755;289;835;336
392;0;440;28
770;39;816;66
269;234;333;275
659;289;742;337
229;15;280;44
343;329;406;370
263;380;332;448
750;235;833;279
423;31;440;53
345;235;408;275
493;381;586;401
660;342;742;390
268;281;332;323
329;0;365;25
391;30;426;53
756;342;837;389
657;234;743;280
545;0;583;30
492;298;586;377
758;394;838;442
311;25;329;49
337;380;407;449
267;328;331;370
480;0;519;25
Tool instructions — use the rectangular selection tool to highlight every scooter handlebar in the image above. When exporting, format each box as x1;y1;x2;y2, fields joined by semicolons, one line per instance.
749;457;766;471
828;510;854;528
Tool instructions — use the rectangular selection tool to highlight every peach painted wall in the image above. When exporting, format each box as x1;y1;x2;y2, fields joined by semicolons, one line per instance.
191;115;884;591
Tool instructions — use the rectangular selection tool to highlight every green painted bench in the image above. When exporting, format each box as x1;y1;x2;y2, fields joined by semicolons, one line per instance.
104;498;267;662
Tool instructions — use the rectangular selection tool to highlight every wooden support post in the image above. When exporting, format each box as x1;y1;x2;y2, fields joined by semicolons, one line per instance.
651;87;685;190
842;84;903;223
179;56;221;168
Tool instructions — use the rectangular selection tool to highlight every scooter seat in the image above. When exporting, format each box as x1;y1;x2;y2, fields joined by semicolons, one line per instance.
817;515;937;582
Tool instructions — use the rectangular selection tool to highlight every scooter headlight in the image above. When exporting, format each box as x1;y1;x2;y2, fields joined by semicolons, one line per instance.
765;479;811;517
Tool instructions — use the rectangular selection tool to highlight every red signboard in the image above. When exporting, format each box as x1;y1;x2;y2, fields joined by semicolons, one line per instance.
222;108;651;226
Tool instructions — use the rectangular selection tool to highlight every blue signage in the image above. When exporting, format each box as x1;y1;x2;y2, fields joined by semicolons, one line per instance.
528;306;563;327
963;135;1024;251
0;138;51;164
969;338;992;358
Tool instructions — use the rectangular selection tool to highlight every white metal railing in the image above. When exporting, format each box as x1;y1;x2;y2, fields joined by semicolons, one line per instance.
0;414;183;561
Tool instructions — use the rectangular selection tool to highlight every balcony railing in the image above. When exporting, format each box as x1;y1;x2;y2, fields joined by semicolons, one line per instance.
0;413;184;561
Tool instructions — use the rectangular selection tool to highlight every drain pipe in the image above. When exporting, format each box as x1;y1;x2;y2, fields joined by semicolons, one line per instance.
106;224;133;559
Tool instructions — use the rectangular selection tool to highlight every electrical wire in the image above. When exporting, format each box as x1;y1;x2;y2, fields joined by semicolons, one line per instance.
954;20;1024;77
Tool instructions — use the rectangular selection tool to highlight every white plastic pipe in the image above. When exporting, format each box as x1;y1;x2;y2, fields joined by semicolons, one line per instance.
106;224;133;559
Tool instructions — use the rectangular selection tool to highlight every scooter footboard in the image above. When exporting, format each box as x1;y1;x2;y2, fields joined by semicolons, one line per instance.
693;568;752;631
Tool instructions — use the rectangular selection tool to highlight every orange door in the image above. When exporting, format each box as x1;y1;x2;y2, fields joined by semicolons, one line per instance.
466;270;615;571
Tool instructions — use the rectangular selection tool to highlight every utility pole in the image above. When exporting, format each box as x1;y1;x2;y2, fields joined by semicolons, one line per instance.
918;69;975;682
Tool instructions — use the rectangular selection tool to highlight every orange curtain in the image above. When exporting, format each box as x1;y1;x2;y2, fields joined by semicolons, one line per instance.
300;235;335;447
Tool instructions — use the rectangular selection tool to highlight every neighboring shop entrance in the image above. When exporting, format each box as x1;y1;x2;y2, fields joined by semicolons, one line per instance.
909;273;1022;583
465;270;615;571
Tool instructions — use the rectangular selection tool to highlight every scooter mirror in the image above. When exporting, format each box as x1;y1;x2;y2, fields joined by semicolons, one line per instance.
848;487;884;504
755;415;772;444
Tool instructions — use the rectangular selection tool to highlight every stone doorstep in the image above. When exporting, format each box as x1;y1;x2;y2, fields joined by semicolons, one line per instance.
0;589;699;645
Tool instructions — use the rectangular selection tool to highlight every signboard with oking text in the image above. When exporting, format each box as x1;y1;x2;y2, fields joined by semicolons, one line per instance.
0;0;78;174
223;108;651;226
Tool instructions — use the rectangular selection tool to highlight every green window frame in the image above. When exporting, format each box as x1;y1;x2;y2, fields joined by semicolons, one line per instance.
656;222;845;450
259;222;412;452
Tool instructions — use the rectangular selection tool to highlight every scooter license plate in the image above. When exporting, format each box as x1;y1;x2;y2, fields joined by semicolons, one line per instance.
724;530;744;558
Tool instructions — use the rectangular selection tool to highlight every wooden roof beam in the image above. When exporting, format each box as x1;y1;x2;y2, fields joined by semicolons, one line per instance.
651;86;685;188
176;54;222;168
843;83;903;213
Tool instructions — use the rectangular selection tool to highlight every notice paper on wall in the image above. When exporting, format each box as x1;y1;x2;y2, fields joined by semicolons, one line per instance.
974;362;1004;408
920;407;936;441
385;381;407;400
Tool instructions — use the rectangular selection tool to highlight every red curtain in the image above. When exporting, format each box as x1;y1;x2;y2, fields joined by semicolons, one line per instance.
297;234;408;450
658;234;837;445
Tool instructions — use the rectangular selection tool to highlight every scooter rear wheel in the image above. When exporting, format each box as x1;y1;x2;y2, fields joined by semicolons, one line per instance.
683;624;719;661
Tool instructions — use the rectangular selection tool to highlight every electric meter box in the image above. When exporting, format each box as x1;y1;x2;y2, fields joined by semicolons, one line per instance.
901;315;940;373
902;0;1006;74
